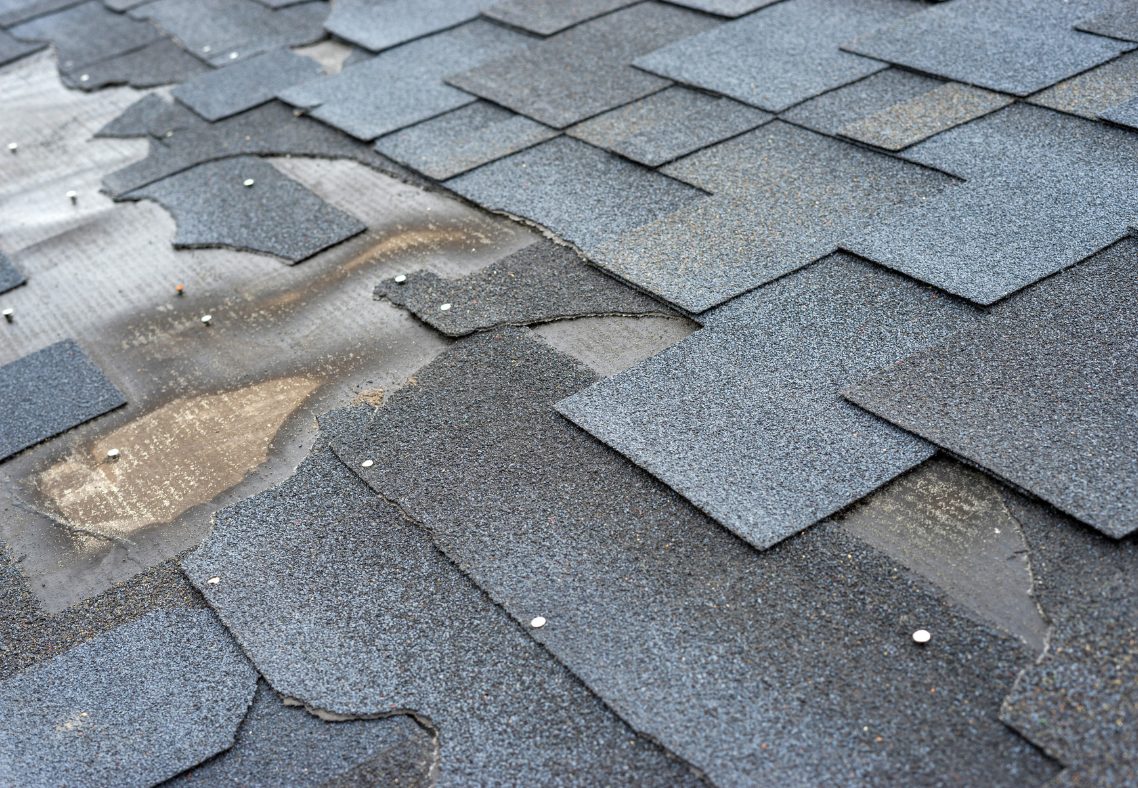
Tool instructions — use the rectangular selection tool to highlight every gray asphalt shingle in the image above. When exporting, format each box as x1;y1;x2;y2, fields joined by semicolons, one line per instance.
1028;50;1138;120
1076;2;1138;42
0;251;26;295
0;0;83;27
0;28;45;68
482;0;638;36
661;0;779;16
781;68;946;136
172;48;324;121
10;0;161;74
324;0;496;53
59;38;210;91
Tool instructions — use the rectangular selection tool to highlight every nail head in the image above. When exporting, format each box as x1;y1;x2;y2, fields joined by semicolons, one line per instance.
2;309;12;323
67;191;77;204
7;143;15;152
175;284;184;295
361;460;373;468
439;303;451;311
207;576;220;585
243;179;254;187
79;74;89;82
201;314;212;325
393;274;407;284
530;616;546;628
912;629;931;644
106;448;120;461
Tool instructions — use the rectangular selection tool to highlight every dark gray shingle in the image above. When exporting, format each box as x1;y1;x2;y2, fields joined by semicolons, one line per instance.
172;48;324;121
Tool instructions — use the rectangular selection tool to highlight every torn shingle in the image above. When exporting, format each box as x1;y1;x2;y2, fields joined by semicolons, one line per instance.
181;438;707;788
121;156;366;262
172;48;324;121
324;0;496;53
781;68;947;137
633;0;918;113
843;240;1138;539
59;38;211;91
566;85;772;167
279;20;533;141
1076;2;1138;42
10;0;162;75
101;0;152;9
374;239;673;336
374;101;557;180
445;135;705;251
482;0;638;36
0;339;126;462
329;326;1058;788
94;92;172;137
446;3;720;128
0;251;26;295
0;28;45;68
1028;50;1138;121
0;609;257;788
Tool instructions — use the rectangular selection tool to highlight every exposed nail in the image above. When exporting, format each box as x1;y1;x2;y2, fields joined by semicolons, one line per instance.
7;143;16;153
530;616;547;628
175;284;184;296
201;314;212;326
393;274;407;284
67;191;77;204
2;309;12;323
243;179;254;187
229;52;238;59
361;460;374;468
439;303;452;311
202;45;211;52
207;576;220;585
79;74;89;82
106;449;120;461
912;629;931;645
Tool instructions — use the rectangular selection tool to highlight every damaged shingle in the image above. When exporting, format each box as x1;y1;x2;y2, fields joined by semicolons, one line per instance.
324;0;496;53
172;48;324;121
482;0;638;36
59;38;211;91
0;251;26;295
0;28;45;68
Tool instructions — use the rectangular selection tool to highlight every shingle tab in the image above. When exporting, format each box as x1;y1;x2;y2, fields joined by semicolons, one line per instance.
1028;50;1138;120
172;48;324;121
0;0;83;29
0;28;45;68
324;0;495;53
781;68;946;137
1076;2;1138;42
660;0;780;17
0;251;26;295
10;0;161;73
482;0;638;36
59;38;210;91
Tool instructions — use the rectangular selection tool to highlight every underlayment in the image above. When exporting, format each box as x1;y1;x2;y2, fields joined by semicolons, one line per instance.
163;681;434;788
633;0;918;113
172;48;324;122
482;0;637;36
121;156;366;262
446;3;720;129
844;240;1138;539
329;327;1058;788
999;492;1138;787
1029;51;1138;121
10;0;161;76
0;339;126;461
59;38;211;91
587;121;952;313
445;135;705;252
781;68;946;136
567;86;772;167
374;101;558;180
0;251;26;294
843;0;1133;97
0;609;258;788
374;239;672;336
182;437;706;788
279;20;532;141
0;27;44;67
1077;1;1138;42
0;0;85;27
323;0;494;53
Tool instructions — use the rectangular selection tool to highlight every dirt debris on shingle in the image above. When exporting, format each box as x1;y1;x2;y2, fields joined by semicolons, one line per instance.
1029;50;1138;120
446;2;721;129
843;240;1138;539
10;0;162;77
324;0;496;53
780;68;947;137
0;251;26;295
0;28;45;67
1076;1;1138;42
0;608;258;788
482;0;638;36
172;48;324;121
0;339;126;462
329;325;1058;788
181;434;708;788
59;37;210;90
567;85;772;167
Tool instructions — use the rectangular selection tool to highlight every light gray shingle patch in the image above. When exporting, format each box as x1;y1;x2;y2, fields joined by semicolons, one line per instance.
567;85;772;166
659;0;780;17
279;20;532;141
162;681;434;788
587;121;953;313
482;0;637;36
1028;50;1138;120
129;0;327;67
102;0;151;10
374;239;673;336
843;241;1138;539
122;157;365;262
0;28;45;67
780;67;945;136
0;0;82;28
0;339;126;461
95;92;170;137
633;0;919;113
445;135;704;250
1076;2;1138;42
846;103;1138;305
843;0;1133;97
329;327;1058;788
10;0;161;75
1099;95;1138;129
172;49;323;121
0;252;26;295
181;438;707;788
59;38;210;91
374;101;557;179
324;0;495;53
0;609;257;788
446;3;720;128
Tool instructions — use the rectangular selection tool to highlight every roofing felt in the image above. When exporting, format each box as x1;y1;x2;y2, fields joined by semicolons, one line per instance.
586;121;952;313
566;85;772;167
278;20;533;141
1028;50;1138;120
0;609;257;788
328;326;1057;788
0;0;82;28
780;67;945;136
445;135;705;252
0;27;44;67
374;100;558;180
0;251;26;294
0;339;126;462
172;48;324;122
374;239;673;336
181;436;707;788
59;38;211;91
845;103;1138;305
1075;1;1138;42
121;156;366;263
843;0;1134;97
323;0;495;53
482;0;638;36
162;681;434;788
446;2;721;129
843;240;1138;539
10;0;161;73
632;0;919;113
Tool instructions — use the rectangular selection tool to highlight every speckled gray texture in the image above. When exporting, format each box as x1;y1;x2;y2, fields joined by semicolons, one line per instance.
1099;95;1138;129
374;239;673;336
279;20;532;141
633;0;917;113
10;0;161;74
0;0;83;27
60;38;211;91
122;156;365;262
374;101;557;180
0;609;257;788
483;0;637;36
0;339;125;462
95;92;170;137
0;28;45;67
844;0;1133;96
324;0;494;53
661;0;779;16
102;0;152;10
567;85;772;167
587;121;953;313
162;681;434;788
172;48;323;121
445;135;705;251
843;241;1138;539
329;326;1058;788
0;252;26;295
1077;2;1138;42
182;436;706;788
781;68;946;136
130;0;327;67
447;3;720;128
1028;50;1138;120
846;103;1138;305
999;493;1138;787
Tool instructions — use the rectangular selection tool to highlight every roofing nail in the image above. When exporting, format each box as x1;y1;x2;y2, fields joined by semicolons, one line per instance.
361;460;374;468
912;629;931;645
393;274;407;284
229;52;238;59
530;616;546;628
440;303;452;311
7;142;15;153
207;576;220;585
175;284;185;296
67;191;77;205
243;179;255;187
2;309;12;323
202;45;211;52
106;448;120;461
201;314;212;326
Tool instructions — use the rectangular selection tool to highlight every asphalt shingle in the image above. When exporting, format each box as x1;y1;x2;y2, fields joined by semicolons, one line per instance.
1099;96;1138;130
1076;2;1138;42
482;0;638;36
324;0;496;53
0;28;45;68
10;0;161;75
1028;50;1138;121
172;48;324;121
0;251;26;295
0;0;83;27
780;67;945;137
59;38;210;91
661;0;779;16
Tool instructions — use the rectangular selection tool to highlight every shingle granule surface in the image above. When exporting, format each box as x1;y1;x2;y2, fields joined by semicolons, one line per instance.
324;0;494;54
0;251;26;295
171;48;324;122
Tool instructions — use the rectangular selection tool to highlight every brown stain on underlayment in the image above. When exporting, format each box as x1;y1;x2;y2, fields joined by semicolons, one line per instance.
35;376;322;536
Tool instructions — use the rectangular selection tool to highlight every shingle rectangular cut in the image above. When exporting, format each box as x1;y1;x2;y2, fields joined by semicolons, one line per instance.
11;0;161;73
0;252;25;295
1028;50;1138;120
482;0;637;36
780;67;945;136
172;48;324;121
324;0;495;53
